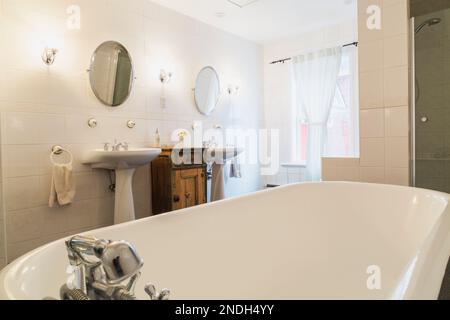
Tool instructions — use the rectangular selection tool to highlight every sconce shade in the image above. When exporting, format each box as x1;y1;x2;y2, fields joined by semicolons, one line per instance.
42;47;58;65
159;69;172;84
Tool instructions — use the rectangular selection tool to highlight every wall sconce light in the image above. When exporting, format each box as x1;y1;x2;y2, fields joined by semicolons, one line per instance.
160;69;173;84
227;84;240;95
160;69;173;108
42;47;58;65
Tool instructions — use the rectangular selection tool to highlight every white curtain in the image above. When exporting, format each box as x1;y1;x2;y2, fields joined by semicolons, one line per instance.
292;47;342;181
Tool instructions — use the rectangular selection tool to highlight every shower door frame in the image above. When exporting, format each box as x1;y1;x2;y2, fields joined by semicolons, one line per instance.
410;17;417;187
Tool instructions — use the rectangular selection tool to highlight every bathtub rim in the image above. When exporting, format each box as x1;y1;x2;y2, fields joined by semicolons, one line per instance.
0;182;449;300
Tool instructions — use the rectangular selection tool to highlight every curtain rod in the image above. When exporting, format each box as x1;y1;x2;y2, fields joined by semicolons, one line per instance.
269;41;359;65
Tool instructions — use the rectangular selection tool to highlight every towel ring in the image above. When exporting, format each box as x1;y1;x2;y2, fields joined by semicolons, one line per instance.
50;145;73;166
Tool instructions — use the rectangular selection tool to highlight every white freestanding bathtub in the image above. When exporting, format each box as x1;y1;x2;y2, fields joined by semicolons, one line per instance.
0;182;449;300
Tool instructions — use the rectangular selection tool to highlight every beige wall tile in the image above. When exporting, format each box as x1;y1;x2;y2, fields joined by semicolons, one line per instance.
359;40;384;72
4;145;42;178
66;200;99;232
385;106;409;137
32;206;71;237
2;112;66;145
360;167;386;183
337;167;361;182
360;70;384;109
322;158;363;182
384;66;409;107
384;34;408;68
386;137;410;168
322;165;337;181
322;165;360;182
6;210;43;243
333;158;361;167
383;0;409;37
360;138;386;167
5;177;40;211
322;158;338;170
360;109;385;138
322;158;360;168
94;198;115;227
386;167;410;186
358;0;384;43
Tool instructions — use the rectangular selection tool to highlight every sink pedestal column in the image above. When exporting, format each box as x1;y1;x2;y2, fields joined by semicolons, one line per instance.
211;164;226;202
114;168;136;224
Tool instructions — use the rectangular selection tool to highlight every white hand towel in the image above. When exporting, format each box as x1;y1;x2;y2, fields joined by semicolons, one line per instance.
211;164;226;202
49;164;76;207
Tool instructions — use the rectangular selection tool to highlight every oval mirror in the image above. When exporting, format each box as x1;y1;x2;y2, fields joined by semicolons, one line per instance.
89;41;134;107
194;66;221;116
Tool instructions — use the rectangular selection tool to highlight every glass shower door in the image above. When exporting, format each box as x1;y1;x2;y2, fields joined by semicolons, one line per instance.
413;10;450;193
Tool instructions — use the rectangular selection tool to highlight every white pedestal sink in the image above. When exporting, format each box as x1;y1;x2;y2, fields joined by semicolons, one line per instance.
206;147;244;202
83;148;161;224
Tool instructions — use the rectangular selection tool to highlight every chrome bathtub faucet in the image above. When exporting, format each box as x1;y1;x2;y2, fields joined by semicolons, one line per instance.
59;235;170;301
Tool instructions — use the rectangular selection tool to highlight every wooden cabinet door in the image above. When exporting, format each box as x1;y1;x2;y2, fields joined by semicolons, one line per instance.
196;168;206;205
172;168;206;210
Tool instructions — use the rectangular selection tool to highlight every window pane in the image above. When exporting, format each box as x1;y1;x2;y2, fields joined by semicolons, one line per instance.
299;123;308;162
324;50;358;158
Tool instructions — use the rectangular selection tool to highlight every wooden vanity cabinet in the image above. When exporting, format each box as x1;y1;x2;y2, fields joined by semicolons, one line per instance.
151;148;207;215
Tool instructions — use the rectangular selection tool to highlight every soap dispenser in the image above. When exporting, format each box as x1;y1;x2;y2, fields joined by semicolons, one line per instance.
154;129;161;147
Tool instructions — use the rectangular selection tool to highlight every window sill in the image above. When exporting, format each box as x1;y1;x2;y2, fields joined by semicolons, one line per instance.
281;162;306;168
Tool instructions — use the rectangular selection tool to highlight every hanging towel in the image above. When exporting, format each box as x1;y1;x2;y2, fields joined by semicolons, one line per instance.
49;164;76;207
211;164;226;202
229;158;242;179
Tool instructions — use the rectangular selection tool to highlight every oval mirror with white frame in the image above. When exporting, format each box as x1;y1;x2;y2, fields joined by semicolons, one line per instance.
194;66;221;116
89;41;134;107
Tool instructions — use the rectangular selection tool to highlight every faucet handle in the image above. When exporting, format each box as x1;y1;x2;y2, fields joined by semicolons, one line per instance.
144;283;171;300
123;142;129;151
103;143;111;151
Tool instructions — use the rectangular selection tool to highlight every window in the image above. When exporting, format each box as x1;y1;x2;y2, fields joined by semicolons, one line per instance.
295;48;359;162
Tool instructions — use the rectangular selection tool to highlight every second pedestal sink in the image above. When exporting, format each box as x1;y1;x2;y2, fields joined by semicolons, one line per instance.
83;147;161;224
205;147;244;202
204;147;244;163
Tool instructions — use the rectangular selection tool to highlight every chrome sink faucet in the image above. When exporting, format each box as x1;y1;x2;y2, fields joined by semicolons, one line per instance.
104;140;129;151
113;141;129;151
59;235;170;301
203;137;217;149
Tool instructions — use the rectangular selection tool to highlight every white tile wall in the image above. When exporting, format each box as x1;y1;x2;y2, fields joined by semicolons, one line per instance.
322;158;361;182
360;70;384;108
0;0;264;262
360;138;386;167
323;0;411;186
360;109;385;138
360;166;386;184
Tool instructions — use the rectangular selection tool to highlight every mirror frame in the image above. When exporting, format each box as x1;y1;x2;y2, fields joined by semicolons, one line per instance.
89;41;135;107
194;66;221;116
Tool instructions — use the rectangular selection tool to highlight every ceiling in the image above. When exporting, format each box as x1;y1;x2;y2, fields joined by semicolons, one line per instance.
149;0;357;44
